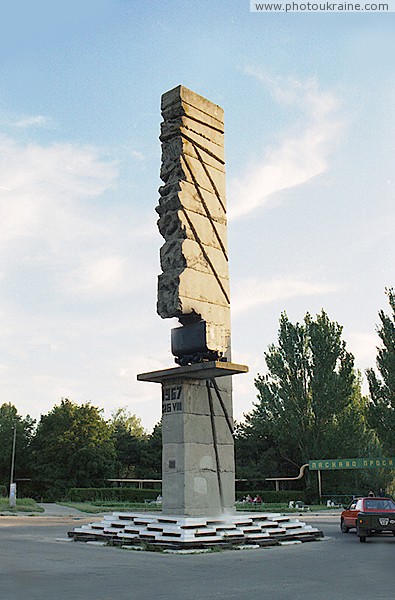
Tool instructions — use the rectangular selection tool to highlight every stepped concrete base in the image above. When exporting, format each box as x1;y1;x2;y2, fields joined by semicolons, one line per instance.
69;511;323;549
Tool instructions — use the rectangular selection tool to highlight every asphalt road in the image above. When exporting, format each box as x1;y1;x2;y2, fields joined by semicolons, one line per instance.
0;513;393;600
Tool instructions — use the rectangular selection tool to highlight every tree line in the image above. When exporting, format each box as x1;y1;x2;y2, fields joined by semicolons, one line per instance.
236;289;395;498
0;402;162;499
1;290;394;500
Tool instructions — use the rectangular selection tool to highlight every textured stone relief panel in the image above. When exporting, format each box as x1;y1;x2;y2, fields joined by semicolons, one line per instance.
156;85;230;355
161;86;224;130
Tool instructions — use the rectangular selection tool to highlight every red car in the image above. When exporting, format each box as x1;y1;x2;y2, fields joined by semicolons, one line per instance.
341;496;395;533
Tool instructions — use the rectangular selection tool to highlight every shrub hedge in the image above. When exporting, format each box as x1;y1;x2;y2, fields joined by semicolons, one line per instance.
68;487;161;503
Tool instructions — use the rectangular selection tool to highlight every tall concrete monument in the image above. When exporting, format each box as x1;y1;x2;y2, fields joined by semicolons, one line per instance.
138;85;247;517
70;87;322;547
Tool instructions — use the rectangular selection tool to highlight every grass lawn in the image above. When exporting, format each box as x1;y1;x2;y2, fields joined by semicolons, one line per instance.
0;498;44;514
60;501;162;513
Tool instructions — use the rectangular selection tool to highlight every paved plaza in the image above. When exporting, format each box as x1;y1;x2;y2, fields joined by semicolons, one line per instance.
0;509;393;600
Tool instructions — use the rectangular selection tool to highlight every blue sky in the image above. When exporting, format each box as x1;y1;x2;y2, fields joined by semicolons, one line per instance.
1;1;394;430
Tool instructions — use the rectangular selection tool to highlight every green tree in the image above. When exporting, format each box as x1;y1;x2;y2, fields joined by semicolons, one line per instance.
110;411;162;480
243;311;377;487
138;421;162;479
366;289;395;454
31;399;116;495
0;403;35;487
110;407;147;478
234;420;278;482
111;407;146;437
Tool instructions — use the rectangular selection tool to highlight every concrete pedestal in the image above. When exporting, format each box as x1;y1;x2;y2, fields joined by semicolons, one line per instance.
70;363;323;548
138;361;248;517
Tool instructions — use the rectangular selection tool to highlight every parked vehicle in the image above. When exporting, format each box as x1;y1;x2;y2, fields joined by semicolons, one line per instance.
340;497;395;542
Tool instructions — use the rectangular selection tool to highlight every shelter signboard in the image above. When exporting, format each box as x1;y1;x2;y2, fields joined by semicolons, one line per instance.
309;457;395;470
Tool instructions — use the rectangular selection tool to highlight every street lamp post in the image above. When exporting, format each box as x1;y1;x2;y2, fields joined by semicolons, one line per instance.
9;425;17;508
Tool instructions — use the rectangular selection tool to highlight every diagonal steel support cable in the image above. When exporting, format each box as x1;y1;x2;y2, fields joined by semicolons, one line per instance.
210;378;234;436
206;380;224;510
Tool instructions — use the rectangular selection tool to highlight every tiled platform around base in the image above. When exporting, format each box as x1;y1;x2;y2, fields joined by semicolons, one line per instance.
68;512;323;549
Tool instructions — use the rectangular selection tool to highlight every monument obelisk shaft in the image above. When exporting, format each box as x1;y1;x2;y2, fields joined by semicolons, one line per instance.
156;85;230;358
139;86;246;517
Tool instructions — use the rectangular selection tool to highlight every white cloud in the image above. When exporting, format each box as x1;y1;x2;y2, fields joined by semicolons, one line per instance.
0;127;166;426
228;69;344;219
0;133;160;299
14;115;51;128
60;249;157;301
131;150;146;161
64;255;128;298
0;113;52;129
232;276;340;316
118;356;165;380
0;134;118;245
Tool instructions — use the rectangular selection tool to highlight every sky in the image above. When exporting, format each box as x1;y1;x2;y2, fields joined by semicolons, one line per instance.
0;1;394;431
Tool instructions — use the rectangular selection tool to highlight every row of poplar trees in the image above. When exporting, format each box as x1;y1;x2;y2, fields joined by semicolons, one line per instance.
236;289;395;497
